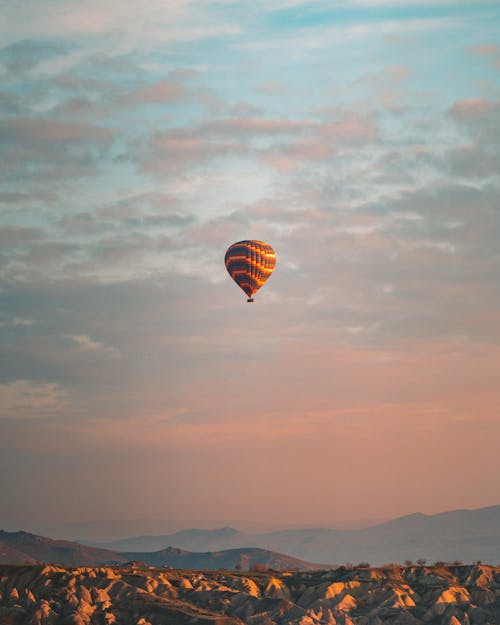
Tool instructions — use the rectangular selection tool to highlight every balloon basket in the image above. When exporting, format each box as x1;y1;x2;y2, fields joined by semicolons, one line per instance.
247;298;254;303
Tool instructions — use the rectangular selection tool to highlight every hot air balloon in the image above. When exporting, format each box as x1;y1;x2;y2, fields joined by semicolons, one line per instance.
225;240;276;302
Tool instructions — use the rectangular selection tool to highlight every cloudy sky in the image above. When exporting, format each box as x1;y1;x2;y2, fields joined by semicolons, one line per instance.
1;1;499;533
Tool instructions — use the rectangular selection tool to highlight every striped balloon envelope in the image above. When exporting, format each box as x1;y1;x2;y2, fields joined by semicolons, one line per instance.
224;240;276;302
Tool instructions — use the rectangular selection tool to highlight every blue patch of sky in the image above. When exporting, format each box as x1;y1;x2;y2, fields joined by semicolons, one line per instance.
3;1;499;229
158;33;375;120
266;2;500;30
142;3;499;125
388;25;499;106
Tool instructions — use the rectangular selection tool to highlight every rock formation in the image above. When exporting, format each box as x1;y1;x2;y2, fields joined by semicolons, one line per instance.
0;563;499;624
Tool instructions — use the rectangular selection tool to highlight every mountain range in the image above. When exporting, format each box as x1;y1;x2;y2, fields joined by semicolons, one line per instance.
3;504;499;568
89;504;500;565
0;529;321;570
19;516;384;542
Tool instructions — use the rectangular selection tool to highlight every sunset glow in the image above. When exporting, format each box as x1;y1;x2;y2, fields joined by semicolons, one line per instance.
1;1;499;532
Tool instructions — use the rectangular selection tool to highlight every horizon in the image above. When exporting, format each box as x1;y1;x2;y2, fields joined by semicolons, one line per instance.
2;502;499;543
1;1;500;530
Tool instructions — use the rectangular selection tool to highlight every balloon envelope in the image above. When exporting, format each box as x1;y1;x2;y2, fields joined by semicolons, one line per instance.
225;240;276;300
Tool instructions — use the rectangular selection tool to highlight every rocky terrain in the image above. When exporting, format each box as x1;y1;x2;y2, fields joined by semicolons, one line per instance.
0;562;498;625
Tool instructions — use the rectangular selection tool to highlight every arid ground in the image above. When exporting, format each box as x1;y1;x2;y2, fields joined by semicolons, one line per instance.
1;562;499;625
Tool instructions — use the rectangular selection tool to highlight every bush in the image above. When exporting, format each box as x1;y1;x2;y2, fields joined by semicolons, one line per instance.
251;562;269;572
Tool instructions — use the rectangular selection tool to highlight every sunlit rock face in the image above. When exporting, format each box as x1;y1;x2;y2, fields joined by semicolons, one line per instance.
0;563;499;625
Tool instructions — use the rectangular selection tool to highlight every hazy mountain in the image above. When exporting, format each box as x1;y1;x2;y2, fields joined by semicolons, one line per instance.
122;546;321;570
94;504;500;565
11;517;384;542
100;526;251;552
0;530;128;566
4;505;499;569
25;519;275;543
0;530;322;570
1;562;499;625
254;505;500;564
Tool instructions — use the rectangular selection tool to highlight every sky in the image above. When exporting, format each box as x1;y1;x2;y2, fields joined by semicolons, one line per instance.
1;0;500;535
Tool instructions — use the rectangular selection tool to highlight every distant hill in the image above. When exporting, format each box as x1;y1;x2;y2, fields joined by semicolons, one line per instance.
0;541;38;565
23;516;384;542
4;504;499;568
0;530;322;570
102;526;250;553
93;504;500;565
0;530;128;566
122;546;321;570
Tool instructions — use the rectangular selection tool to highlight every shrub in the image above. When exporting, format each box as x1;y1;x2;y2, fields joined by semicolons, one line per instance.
251;562;269;572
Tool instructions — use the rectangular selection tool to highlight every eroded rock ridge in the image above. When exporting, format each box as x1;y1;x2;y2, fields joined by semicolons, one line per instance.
0;563;499;625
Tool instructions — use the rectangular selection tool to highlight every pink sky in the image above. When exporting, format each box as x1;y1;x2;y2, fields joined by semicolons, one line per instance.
1;1;499;531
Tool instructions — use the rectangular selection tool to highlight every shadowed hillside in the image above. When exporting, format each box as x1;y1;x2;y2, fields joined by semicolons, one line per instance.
0;530;128;566
0;530;321;570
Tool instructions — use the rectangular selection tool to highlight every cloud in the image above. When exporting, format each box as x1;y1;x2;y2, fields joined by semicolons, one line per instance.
257;80;291;94
449;98;499;120
0;226;45;248
0;91;24;115
0;39;71;74
66;334;119;357
262;140;335;170
0;117;112;143
49;96;109;120
0;117;113;183
0;317;36;328
0;1;242;51
321;113;378;141
229;101;263;117
448;143;499;179
121;79;187;107
0;380;70;420
353;64;410;88
0;190;59;207
137;129;242;176
469;44;500;57
468;43;500;69
1;0;499;526
0;186;202;283
446;98;500;180
136;111;378;177
201;117;312;136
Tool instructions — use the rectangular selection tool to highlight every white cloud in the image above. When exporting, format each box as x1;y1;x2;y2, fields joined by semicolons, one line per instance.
0;0;241;50
66;334;119;356
0;317;36;328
